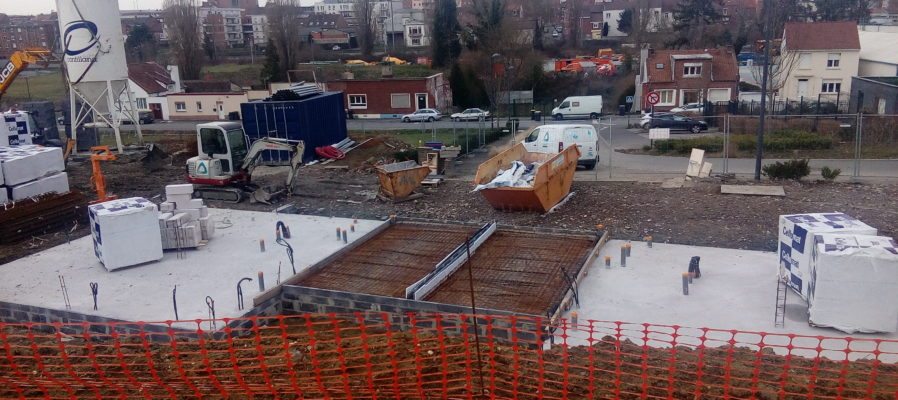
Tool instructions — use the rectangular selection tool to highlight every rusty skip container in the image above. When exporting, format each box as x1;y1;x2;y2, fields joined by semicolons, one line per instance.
473;143;580;212
376;160;432;199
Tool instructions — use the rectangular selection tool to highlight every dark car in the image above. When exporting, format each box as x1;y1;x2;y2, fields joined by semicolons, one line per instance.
643;114;708;133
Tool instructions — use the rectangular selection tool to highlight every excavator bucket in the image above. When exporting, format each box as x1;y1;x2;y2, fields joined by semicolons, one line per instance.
250;185;286;204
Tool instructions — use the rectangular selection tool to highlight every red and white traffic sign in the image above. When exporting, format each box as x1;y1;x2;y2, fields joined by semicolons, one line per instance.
646;91;661;106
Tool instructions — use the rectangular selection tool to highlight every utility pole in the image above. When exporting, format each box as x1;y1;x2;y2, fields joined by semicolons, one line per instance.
755;0;772;181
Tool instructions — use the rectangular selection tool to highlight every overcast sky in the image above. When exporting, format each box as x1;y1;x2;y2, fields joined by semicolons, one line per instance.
0;0;315;15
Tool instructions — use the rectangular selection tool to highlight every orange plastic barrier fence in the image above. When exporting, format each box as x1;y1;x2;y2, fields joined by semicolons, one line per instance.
0;312;896;399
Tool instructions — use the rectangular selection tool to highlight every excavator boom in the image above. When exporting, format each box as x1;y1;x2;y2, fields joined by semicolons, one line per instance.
0;48;53;100
240;137;306;193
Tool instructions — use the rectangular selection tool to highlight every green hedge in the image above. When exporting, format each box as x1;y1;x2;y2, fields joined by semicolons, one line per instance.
652;130;833;155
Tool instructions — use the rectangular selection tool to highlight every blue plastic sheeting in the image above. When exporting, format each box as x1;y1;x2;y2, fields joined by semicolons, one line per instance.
240;92;348;163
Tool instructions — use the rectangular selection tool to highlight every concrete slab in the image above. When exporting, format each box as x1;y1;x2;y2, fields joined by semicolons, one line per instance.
721;184;786;197
660;177;685;188
563;240;898;361
0;209;384;328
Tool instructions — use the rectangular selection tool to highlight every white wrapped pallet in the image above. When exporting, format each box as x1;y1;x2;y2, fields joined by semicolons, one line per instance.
89;198;163;271
2;112;34;146
8;172;69;201
809;234;898;333
778;213;876;298
0;145;64;186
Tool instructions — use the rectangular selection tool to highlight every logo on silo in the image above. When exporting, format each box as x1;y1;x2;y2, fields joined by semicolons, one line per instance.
63;19;100;59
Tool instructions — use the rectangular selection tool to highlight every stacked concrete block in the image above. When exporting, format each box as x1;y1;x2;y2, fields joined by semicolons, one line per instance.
2;111;35;146
9;172;69;201
158;184;214;248
778;213;877;299
89;197;164;271
0;145;67;204
808;234;898;333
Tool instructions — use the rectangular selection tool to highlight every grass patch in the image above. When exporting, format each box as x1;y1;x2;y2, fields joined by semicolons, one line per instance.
2;71;66;104
351;127;507;155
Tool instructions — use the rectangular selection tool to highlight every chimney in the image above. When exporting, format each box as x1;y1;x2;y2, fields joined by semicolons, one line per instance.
381;65;394;78
341;71;355;80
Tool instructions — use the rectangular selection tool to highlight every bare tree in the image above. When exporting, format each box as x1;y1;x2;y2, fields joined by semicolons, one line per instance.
163;0;203;80
354;0;376;57
564;0;588;49
267;0;303;76
750;43;800;102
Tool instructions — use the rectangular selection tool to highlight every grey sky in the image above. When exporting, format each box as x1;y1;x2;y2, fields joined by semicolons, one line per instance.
0;0;314;15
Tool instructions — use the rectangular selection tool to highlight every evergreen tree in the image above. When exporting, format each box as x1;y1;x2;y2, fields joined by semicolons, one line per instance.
449;63;467;107
260;40;282;84
125;24;157;62
431;0;461;68
671;0;724;47
813;0;870;21
617;9;633;35
203;35;217;62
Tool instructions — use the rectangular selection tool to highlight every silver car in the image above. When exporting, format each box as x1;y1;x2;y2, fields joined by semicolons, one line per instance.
401;108;442;122
450;108;490;121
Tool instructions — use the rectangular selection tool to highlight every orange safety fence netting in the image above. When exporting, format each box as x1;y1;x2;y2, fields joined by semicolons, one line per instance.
0;312;896;399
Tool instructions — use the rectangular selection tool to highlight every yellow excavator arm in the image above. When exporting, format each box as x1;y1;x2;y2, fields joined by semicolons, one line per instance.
0;48;53;100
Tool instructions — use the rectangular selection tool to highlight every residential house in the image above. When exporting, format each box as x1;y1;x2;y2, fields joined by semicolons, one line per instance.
325;73;451;119
858;30;898;77
639;47;739;111
167;81;248;121
588;0;675;38
780;22;860;101
0;13;59;58
123;63;182;120
242;14;268;47
311;30;355;49
120;10;169;43
869;0;898;25
851;77;898;114
202;0;260;11
199;6;245;49
382;8;424;48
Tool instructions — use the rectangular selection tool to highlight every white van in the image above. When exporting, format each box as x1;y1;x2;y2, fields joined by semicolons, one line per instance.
551;96;603;120
522;124;599;170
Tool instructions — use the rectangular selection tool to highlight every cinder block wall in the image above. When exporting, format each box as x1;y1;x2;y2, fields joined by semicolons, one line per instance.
279;285;547;344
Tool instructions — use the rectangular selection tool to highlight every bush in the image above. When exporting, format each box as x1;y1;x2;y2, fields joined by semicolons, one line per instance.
763;159;811;180
821;166;841;181
733;130;833;152
652;136;724;154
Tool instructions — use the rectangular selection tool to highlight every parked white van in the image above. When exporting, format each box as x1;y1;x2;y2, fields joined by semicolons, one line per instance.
522;124;599;170
551;96;603;120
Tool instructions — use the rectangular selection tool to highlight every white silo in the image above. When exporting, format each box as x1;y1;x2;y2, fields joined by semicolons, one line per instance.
57;0;142;153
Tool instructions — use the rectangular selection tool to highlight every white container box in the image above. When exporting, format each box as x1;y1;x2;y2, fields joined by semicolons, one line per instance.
0;145;64;186
8;172;69;201
89;197;163;271
809;234;898;333
778;213;876;298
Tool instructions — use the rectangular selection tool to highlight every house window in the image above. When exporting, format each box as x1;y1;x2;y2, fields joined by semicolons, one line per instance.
348;94;367;109
606;12;611;19
657;90;675;106
592;22;600;29
196;101;203;111
827;53;840;68
798;52;811;69
411;38;421;45
683;64;702;77
391;93;411;108
175;102;186;112
136;98;148;109
821;80;841;93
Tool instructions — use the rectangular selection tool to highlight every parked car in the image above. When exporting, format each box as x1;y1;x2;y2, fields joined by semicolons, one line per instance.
122;111;155;124
642;114;708;133
640;112;671;128
451;108;490;121
523;124;600;170
401;108;442;122
669;103;704;115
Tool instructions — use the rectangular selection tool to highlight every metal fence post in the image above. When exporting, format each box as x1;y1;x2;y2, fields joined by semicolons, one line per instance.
854;113;862;179
723;114;730;174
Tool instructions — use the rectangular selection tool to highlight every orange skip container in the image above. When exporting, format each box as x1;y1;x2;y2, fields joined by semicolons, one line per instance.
473;143;580;212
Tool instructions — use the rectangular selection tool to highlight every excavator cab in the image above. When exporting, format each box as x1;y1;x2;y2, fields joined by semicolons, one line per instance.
196;122;248;176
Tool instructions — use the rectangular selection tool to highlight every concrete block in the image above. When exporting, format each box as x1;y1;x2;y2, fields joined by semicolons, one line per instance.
199;216;215;240
188;199;205;209
2;112;34;147
182;208;201;221
199;206;209;218
165;193;193;210
9;172;69;201
0;145;64;186
160;202;175;213
165;184;194;196
88;197;163;271
0;188;7;205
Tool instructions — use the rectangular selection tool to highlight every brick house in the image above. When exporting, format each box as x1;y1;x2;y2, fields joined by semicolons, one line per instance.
325;73;451;119
0;14;59;58
638;47;739;111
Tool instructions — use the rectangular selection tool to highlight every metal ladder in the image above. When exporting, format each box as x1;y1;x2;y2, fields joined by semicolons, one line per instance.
774;277;788;328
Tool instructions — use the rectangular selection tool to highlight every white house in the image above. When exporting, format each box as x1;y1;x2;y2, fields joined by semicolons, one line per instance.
590;0;674;38
122;63;182;121
780;21;860;101
858;30;898;77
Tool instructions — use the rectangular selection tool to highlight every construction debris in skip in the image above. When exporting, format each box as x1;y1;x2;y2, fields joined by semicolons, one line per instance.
474;161;541;191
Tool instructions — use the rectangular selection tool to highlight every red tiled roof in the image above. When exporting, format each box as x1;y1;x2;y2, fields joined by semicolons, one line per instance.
645;48;738;83
783;21;860;51
183;80;240;93
127;62;174;94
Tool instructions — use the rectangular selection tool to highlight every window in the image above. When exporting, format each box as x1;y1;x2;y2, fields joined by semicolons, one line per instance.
827;53;840;68
390;93;410;109
136;98;148;109
798;52;811;69
175;102;186;112
657;90;675;106
411;38;421;45
722;8;728;15
683;64;702;77
606;12;611;19
348;94;367;109
591;22;601;29
821;80;841;93
196;101;203;111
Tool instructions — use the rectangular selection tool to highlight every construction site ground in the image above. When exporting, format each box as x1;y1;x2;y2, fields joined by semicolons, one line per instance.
2;133;897;265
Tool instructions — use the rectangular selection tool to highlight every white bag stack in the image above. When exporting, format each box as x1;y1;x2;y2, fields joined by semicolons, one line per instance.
808;234;898;333
158;184;214;248
0;145;67;204
778;213;876;298
89;198;164;271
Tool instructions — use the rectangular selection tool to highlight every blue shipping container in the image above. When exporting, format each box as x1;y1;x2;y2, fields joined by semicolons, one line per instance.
240;92;348;163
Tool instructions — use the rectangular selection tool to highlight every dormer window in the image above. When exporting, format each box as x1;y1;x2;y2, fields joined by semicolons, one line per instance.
683;63;702;77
